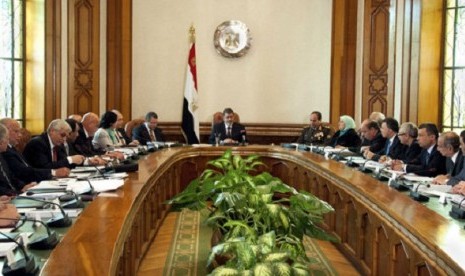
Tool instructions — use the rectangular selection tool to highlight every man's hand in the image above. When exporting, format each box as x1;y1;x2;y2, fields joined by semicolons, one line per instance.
88;156;107;166
70;155;86;164
55;167;70;178
21;182;37;192
0;204;20;228
432;174;448;185
452;181;465;195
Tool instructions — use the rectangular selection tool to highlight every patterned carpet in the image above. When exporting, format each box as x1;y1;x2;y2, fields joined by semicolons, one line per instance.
164;209;337;276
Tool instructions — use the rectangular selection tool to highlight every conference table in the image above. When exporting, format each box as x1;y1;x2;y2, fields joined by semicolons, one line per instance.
37;145;465;275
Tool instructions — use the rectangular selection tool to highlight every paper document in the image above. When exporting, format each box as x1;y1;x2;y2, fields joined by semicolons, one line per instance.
416;184;452;196
66;178;125;194
403;175;433;183
0;243;17;257
24;209;82;219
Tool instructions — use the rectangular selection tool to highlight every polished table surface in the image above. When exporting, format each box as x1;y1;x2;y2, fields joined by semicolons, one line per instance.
35;146;465;275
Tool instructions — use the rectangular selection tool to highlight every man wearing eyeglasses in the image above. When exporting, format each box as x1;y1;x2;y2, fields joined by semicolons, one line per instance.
23;119;86;169
0;118;70;183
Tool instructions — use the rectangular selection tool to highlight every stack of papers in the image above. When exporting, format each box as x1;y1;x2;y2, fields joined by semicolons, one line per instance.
66;178;125;194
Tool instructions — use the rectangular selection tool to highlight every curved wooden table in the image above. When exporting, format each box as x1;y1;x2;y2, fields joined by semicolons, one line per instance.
40;146;465;275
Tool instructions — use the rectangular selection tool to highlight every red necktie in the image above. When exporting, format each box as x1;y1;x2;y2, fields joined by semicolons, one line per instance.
52;146;58;162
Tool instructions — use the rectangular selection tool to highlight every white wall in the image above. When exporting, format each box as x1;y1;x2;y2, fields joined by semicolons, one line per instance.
133;0;332;124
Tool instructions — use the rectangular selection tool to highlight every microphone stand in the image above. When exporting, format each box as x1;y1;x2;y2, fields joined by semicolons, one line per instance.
449;196;465;219
0;232;39;276
409;182;430;202
388;175;410;191
358;159;371;173
0;217;59;250
15;196;72;228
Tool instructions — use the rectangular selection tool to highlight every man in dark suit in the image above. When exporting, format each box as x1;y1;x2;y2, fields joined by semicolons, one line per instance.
393;123;446;177
432;132;464;184
0;124;37;195
356;119;386;154
23;119;86;169
444;131;465;188
209;108;246;145
0;118;69;183
365;117;406;162
133;111;165;145
74;112;103;156
112;109;139;146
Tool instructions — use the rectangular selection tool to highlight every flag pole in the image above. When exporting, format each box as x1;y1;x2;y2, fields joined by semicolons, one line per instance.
189;24;196;43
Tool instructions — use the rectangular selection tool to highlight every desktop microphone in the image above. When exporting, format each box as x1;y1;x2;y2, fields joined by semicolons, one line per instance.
449;197;465;219
58;191;84;209
359;159;371;173
79;179;97;202
388;174;410;191
240;130;247;146
330;148;346;161
0;217;59;250
375;166;390;181
0;232;39;276
25;188;67;196
409;182;430;202
15;196;72;228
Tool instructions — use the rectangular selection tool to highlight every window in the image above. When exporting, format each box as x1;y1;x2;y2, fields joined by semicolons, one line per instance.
443;0;465;131
0;0;24;121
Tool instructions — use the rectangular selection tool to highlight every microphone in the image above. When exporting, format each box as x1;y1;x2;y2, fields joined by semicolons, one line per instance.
358;159;372;173
375;166;390;181
58;190;84;209
449;197;465;219
79;179;97;202
25;188;67;196
409;182;430;202
0;217;59;250
388;174;410;191
0;232;39;276
240;130;247;146
15;196;72;228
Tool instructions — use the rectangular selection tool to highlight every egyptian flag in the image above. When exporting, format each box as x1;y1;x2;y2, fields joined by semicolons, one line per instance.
181;43;200;144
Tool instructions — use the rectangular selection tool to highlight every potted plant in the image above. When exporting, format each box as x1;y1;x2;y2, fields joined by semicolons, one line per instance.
167;149;337;275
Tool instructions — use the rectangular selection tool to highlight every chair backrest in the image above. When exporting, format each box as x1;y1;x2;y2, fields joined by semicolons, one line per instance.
212;112;240;125
16;128;31;153
125;118;145;139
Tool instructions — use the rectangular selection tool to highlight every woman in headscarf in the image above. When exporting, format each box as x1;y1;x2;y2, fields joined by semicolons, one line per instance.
327;115;361;148
92;111;122;150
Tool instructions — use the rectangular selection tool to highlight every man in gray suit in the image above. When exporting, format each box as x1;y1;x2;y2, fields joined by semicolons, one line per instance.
433;131;464;184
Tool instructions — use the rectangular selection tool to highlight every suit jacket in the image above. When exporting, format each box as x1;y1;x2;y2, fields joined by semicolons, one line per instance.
446;151;464;177
448;158;465;186
116;128;131;145
133;124;165;145
402;140;422;164
351;132;386;153
209;122;246;144
92;128;115;150
0;154;25;195
406;144;446;177
373;135;406;161
23;133;72;169
327;129;361;148
74;127;105;156
1;146;52;183
296;125;333;145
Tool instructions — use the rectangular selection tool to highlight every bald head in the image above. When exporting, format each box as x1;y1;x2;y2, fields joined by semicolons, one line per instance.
81;112;99;136
0;118;21;146
68;114;82;123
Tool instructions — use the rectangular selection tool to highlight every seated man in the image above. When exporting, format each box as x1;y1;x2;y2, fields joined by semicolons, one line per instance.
364;117;406;162
133;112;165;145
357;119;386;153
432;132;464;184
112;109;139;146
23;119;86;169
442;130;465;187
296;111;333;145
209;108;246;145
0;118;69;183
0;124;37;195
392;123;446;177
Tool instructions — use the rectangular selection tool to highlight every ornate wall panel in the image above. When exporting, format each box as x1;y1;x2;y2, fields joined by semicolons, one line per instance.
67;0;100;115
106;0;132;119
362;0;393;119
44;0;61;123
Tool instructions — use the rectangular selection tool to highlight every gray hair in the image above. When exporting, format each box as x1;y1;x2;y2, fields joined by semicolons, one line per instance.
399;122;418;138
0;123;8;141
47;119;71;133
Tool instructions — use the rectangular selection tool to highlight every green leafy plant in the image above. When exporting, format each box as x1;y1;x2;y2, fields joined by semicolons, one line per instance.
167;149;337;275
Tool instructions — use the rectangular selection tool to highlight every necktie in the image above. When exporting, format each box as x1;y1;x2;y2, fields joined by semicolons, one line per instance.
227;126;232;138
52;146;58;162
0;161;15;191
385;140;392;155
150;130;156;142
425;151;430;165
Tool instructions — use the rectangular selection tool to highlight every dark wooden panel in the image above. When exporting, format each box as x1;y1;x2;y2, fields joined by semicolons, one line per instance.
67;0;100;116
